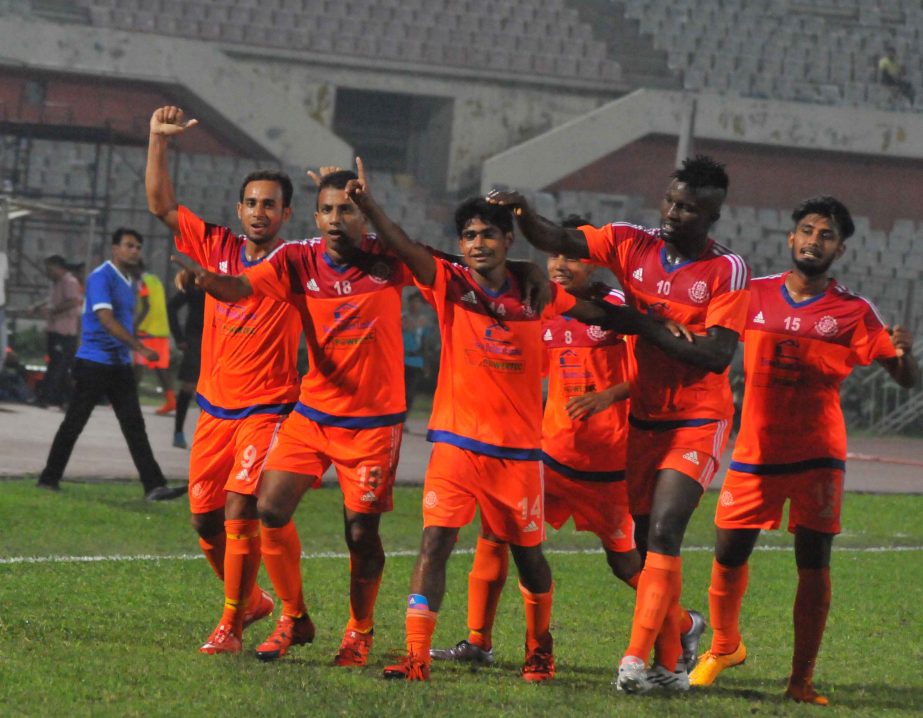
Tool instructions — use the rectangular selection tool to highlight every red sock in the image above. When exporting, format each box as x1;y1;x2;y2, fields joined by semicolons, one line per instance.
347;557;382;633
708;560;749;655
625;552;682;663
519;582;554;654
221;519;261;633
467;537;509;649
198;531;226;580
261;521;307;617
791;567;831;684
406;608;437;664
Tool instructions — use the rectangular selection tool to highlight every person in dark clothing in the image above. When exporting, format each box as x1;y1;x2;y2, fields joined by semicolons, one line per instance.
167;278;205;448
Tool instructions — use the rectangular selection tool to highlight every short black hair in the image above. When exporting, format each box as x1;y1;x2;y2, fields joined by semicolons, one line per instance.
455;197;514;236
112;228;142;245
561;213;591;229
316;170;358;208
791;195;855;240
672;155;730;194
239;170;294;208
44;254;68;268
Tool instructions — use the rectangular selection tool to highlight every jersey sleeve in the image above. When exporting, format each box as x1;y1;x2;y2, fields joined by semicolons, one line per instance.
851;302;898;365
243;246;296;304
85;270;114;313
580;223;633;284
541;281;578;320
174;205;213;267
414;254;448;309
705;256;751;334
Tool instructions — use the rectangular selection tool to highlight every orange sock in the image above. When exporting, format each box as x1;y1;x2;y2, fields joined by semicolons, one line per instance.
467;537;509;650
346;557;382;633
791;567;830;685
625;552;682;662
519;582;554;654
708;560;749;655
220;519;261;633
198;531;226;580
653;595;684;671
406;608;437;664
261;521;307;617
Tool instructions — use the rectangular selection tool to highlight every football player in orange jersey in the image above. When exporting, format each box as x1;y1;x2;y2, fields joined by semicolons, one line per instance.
488;157;751;693
147;106;301;654
689;196;918;704
339;162;638;682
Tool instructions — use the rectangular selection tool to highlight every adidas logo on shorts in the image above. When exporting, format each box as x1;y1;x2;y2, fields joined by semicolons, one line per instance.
360;490;377;504
682;450;700;465
523;520;539;533
460;290;477;304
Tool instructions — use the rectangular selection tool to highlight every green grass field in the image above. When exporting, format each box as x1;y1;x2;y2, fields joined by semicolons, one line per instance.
1;479;921;717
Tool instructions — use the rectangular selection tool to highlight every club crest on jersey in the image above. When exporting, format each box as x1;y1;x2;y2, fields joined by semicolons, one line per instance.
218;260;229;274
688;280;710;304
814;315;838;337
587;325;608;341
369;260;393;284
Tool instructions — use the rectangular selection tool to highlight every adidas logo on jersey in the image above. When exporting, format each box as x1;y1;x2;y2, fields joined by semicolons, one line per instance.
360;490;377;504
632;268;643;282
460;290;478;304
219;260;229;274
682;450;700;465
523;520;539;533
306;278;320;292
543;329;552;340
754;311;765;324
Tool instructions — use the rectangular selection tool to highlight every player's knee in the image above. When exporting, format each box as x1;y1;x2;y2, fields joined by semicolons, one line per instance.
647;516;684;555
257;496;291;528
606;550;641;582
191;510;223;538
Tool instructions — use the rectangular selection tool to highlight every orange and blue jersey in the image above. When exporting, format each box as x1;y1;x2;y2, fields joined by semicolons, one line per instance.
245;234;412;427
174;206;300;418
419;255;577;460
581;222;750;425
541;287;631;480
730;273;897;474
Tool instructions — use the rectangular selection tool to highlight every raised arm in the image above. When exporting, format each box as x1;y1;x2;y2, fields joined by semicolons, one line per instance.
486;190;589;258
879;325;920;388
146;106;199;234
345;157;437;286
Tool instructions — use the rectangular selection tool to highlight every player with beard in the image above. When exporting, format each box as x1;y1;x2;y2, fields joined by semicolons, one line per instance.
689;196;918;704
487;156;750;693
147;106;301;654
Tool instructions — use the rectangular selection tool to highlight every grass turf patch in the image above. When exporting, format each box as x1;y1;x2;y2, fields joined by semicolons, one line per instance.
1;480;921;716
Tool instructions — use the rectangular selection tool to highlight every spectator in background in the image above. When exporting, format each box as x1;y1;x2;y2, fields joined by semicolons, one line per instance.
167;277;205;448
879;45;915;105
36;255;83;407
36;228;185;501
402;290;435;414
134;261;175;415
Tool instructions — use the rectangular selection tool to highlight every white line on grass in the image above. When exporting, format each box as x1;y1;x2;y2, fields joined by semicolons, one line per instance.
2;545;922;565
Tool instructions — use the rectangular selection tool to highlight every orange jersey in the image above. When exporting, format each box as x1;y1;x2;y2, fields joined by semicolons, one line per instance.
582;222;750;424
541;287;631;476
245;235;412;427
419;256;577;459
730;273;897;472
174;206;300;417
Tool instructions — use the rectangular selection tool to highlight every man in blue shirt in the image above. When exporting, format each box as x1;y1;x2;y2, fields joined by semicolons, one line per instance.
37;229;186;501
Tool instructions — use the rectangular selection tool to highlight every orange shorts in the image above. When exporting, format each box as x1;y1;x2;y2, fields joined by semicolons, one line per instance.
188;411;287;514
423;442;545;547
134;336;170;369
626;419;731;516
543;463;634;553
716;467;844;535
264;411;402;514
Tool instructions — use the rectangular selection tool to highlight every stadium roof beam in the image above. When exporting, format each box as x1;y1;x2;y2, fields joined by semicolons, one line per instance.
0;16;352;169
481;89;923;193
